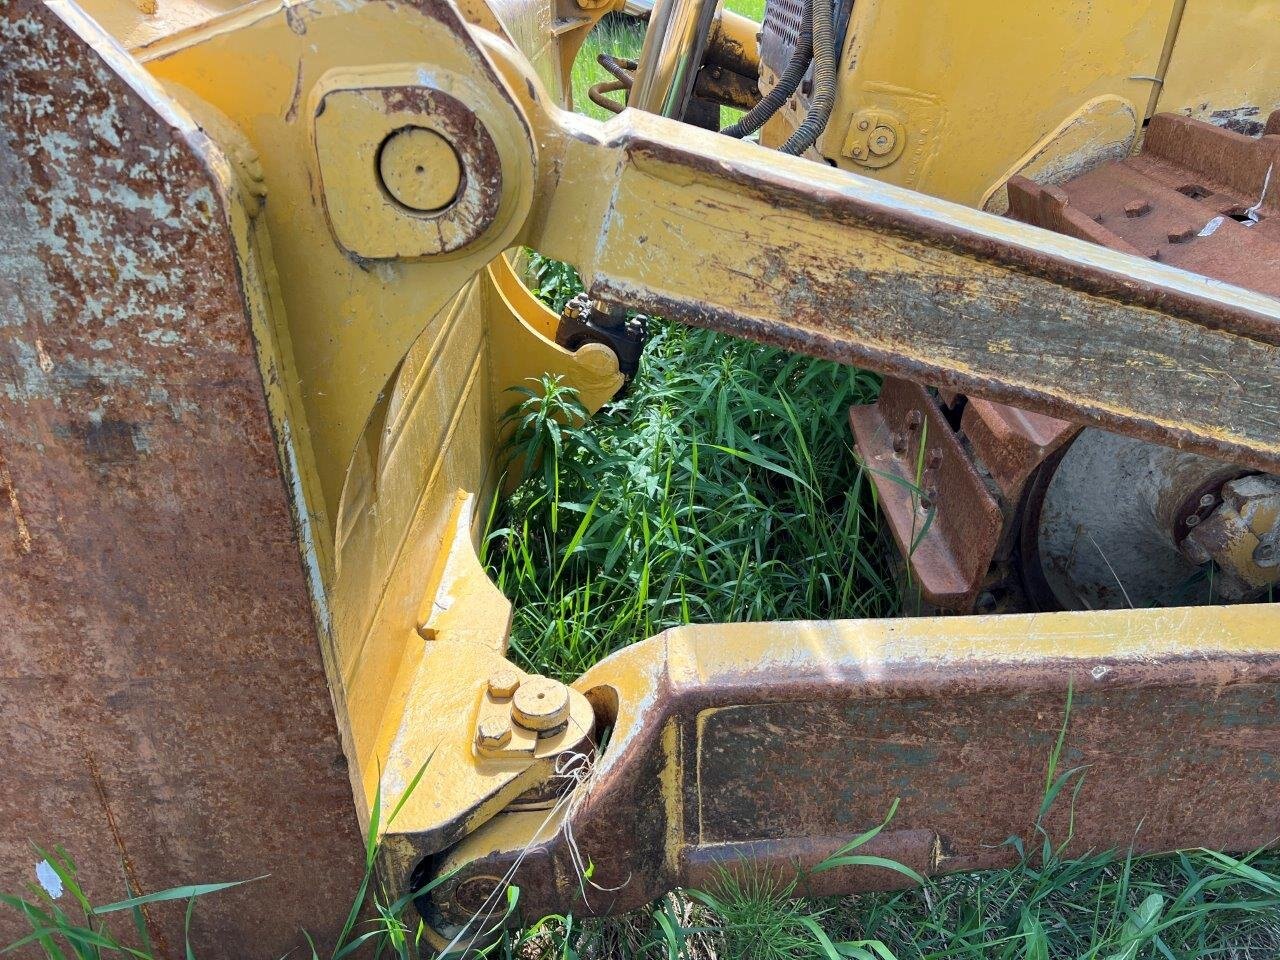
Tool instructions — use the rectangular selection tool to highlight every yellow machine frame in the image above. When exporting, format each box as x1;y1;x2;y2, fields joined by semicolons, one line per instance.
5;0;1280;948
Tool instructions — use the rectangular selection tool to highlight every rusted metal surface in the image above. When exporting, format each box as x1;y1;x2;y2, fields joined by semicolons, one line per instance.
1007;112;1280;300
588;54;756;115
849;379;1001;609
857;111;1280;612
588;54;635;114
694;63;758;111
960;399;1077;503
1025;430;1246;610
0;1;362;953
999;113;1280;608
851;392;1079;613
430;615;1280;927
704;8;760;82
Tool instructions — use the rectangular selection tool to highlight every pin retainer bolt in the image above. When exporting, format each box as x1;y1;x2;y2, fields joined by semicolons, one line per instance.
476;717;511;749
487;668;521;699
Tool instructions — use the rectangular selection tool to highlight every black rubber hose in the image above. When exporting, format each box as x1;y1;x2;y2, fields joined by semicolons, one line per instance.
720;0;812;139
780;0;834;155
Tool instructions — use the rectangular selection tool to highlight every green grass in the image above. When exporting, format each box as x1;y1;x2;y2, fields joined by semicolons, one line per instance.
490;255;896;681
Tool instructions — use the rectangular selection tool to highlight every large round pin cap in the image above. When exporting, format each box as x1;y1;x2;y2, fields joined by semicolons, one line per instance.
378;126;462;213
511;676;571;733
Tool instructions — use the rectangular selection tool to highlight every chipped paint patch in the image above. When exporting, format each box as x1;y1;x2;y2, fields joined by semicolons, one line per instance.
0;458;31;553
283;420;334;640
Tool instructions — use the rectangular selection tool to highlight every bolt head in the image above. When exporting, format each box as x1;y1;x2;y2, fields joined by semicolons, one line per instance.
1199;493;1217;508
487;668;521;699
1182;535;1211;565
1255;540;1279;567
562;294;592;321
476;718;511;749
1185;514;1201;527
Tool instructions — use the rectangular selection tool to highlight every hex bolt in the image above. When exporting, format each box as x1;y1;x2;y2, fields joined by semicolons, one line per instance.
858;119;870;131
487;668;521;699
1182;534;1211;566
511;676;571;733
891;431;908;454
1124;200;1152;218
926;447;943;470
1198;493;1217;509
907;410;924;432
1167;226;1196;244
1185;514;1202;527
562;294;592;321
476;717;511;750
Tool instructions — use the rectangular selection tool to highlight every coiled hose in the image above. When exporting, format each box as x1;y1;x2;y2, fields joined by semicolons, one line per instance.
720;0;812;139
780;0;835;155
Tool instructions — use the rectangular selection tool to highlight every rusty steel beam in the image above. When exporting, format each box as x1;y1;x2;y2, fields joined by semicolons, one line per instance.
536;111;1280;474
847;110;1280;615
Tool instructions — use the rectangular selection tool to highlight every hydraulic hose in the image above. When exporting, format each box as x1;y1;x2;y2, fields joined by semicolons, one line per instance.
779;0;835;155
720;0;812;139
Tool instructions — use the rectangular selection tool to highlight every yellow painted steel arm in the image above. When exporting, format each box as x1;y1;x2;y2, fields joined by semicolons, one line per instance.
429;602;1280;929
522;106;1280;472
144;0;1280;525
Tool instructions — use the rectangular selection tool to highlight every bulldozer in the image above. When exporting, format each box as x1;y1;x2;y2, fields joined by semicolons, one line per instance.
3;0;1280;951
